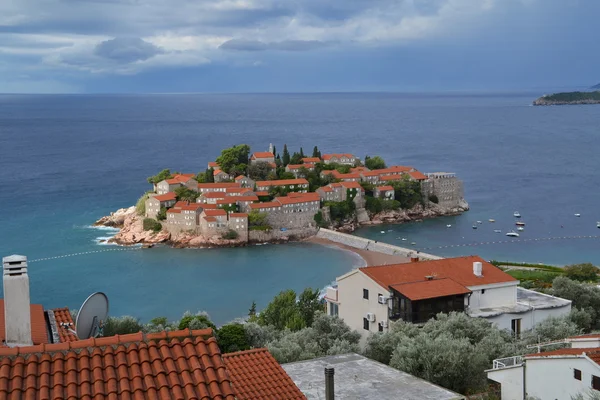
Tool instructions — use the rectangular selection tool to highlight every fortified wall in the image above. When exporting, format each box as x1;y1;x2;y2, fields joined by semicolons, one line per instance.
421;173;465;209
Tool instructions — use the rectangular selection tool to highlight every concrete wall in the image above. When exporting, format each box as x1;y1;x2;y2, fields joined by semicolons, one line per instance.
316;228;442;260
487;365;524;400
249;227;317;242
484;303;571;333
469;284;518;309
332;270;391;345
526;357;599;400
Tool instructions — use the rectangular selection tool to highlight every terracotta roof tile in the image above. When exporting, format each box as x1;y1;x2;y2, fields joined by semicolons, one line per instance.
0;300;48;346
229;213;248;218
0;329;240;400
376;185;394;191
255;191;269;197
301;157;320;163
223;349;306;400
208;162;219;168
380;166;414;174
390;278;471;301
340;181;363;189
203;192;228;199
256;179;309;187
379;174;406;182
173;201;188;208
249;202;281;210
408;171;428;180
204;209;227;217
525;347;600;366
359;256;517;290
275;193;320;205
204;216;217;222
251;152;274;159
198;183;241;189
52;308;78;343
152;192;177;202
322;153;355;160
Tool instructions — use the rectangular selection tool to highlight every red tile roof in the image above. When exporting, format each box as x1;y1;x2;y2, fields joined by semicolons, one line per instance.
167;208;181;214
180;203;203;211
525;347;600;366
226;188;253;194
380;174;406;182
391;278;471;301
165;178;182;184
251;152;274;159
223;348;306;400
301;157;320;163
153;192;177;202
217;198;238;205
570;334;600;340
204;209;227;217
204;192;228;199
340;181;363;189
256;179;308;187
198;183;241;189
249;202;281;210
360;256;517;290
276;193;320;205
0;329;237;400
408;171;428;181
229;213;248;218
376;185;394;191
208;161;220;168
255;191;269;197
318;186;333;193
322;153;355;160
165;174;195;185
173;201;188;208
360;171;380;177
214;169;225;175
0;300;48;345
234;176;248;182
53;308;78;343
380;166;414;174
204;216;217;222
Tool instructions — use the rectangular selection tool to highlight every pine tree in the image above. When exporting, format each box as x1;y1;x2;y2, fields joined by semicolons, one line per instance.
282;144;290;166
300;147;305;158
272;146;277;157
207;167;215;183
312;146;321;158
248;301;257;317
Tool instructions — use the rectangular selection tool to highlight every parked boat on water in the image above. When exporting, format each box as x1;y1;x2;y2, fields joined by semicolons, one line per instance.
489;219;496;223
517;227;524;231
477;221;483;224
575;213;581;217
446;224;452;228
472;224;478;229
513;211;521;218
380;231;385;233
494;229;502;233
516;221;525;226
506;231;520;237
597;222;600;228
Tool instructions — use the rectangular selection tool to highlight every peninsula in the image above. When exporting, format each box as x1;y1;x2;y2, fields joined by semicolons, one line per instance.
533;90;600;105
95;144;468;247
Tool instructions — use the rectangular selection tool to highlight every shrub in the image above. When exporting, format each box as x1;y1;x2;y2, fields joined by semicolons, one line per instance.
325;199;355;221
381;199;401;211
222;230;239;240
314;211;328;228
143;218;162;232
156;206;167;221
564;263;599;282
365;196;382;213
147;169;172;185
102;316;144;336
178;311;216;331
217;323;250;353
428;194;439;204
364;155;386;170
135;192;151;216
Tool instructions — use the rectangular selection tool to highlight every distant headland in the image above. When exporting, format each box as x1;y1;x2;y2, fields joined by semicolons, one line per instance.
533;90;600;106
95;144;468;247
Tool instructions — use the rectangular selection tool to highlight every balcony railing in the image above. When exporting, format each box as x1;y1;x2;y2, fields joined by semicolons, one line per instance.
492;356;523;370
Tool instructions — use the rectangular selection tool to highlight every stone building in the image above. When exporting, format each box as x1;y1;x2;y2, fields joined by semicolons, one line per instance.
249;192;320;230
285;164;315;178
316;182;364;203
228;213;249;242
234;175;255;188
320;170;361;182
145;192;176;219
255;178;309;193
421;172;465;209
374;185;395;200
321;153;358;165
164;202;203;233
301;157;320;165
250;152;275;165
197;182;241;194
199;209;229;236
156;174;196;194
213;169;231;183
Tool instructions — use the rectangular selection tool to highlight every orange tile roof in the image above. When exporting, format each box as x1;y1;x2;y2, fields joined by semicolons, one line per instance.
302;157;320;163
251;152;274;159
165;178;182;184
52;308;78;343
380;174;406;182
167;208;181;214
408;171;428;180
198;183;241;189
152;192;177;202
322;153;355;160
223;348;306;400
360;256;517;290
173;201;188;208
525;347;600;365
381;166;414;174
255;191;269;197
204;209;227;217
204;192;228;199
204;216;217;222
180;203;202;211
214;169;225;175
229;213;248;218
0;300;48;345
391;278;471;301
256;179;308;187
377;185;394;191
234;175;247;181
286;164;312;170
0;329;237;400
360;171;380;177
227;188;253;194
318;186;333;193
217;198;238;205
174;173;195;180
351;166;369;172
208;161;220;168
228;195;259;202
276;193;320;205
249;202;281;210
340;181;363;189
570;334;600;340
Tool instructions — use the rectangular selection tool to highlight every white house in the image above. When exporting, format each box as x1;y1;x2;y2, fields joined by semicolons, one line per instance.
324;256;572;344
487;334;600;400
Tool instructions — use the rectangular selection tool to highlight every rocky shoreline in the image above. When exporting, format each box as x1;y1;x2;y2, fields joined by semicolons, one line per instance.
94;199;469;248
533;99;600;106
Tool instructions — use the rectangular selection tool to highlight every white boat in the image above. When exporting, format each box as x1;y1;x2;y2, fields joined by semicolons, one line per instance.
494;229;502;233
411;242;417;245
489;219;496;223
517;227;524;231
477;221;483;224
401;238;407;241
472;224;478;229
513;211;521;218
575;213;581;217
597;222;600;229
446;224;452;228
506;231;519;237
380;231;385;234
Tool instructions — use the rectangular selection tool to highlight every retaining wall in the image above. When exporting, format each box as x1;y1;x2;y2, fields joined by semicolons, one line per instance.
249;227;317;243
316;228;442;261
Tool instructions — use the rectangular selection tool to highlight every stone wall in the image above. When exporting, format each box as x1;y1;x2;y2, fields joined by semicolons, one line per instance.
315;228;442;260
421;173;465;209
264;210;318;230
249;227;317;242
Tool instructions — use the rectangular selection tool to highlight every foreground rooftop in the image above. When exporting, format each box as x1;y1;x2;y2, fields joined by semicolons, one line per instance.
282;353;464;400
468;287;572;318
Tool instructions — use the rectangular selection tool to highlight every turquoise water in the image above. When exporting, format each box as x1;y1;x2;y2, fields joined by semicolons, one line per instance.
1;92;598;323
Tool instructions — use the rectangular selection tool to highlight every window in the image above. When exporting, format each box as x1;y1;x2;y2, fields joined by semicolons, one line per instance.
511;318;521;337
593;375;600;391
574;369;582;381
481;289;486;294
378;323;383;332
363;318;369;330
329;303;339;317
363;289;369;300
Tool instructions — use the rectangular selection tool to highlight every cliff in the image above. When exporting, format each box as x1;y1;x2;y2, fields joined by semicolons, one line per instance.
533;91;600;105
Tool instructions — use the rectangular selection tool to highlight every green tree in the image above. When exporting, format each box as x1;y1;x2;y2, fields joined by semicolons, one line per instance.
143;218;162;232
102;316;144;336
248;210;268;227
564;263;599;282
300;147;305;158
147;169;172;185
249;301;257;317
365;155;386;170
248;161;274;180
135;192;151;216
282;144;290;166
215;144;250;174
156;206;167;221
278;171;296;180
312;146;321;158
298;288;322;327
391;177;423;209
272;146;277;159
174;186;199;202
222;229;239;240
178;312;217;331
551;276;600;329
217;324;250;353
258;290;305;331
290;152;303;165
144;317;176;333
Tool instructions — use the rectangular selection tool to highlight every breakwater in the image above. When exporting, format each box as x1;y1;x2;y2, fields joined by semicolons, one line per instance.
316;228;442;261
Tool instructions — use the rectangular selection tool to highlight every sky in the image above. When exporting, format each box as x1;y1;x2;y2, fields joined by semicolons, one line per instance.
0;0;598;93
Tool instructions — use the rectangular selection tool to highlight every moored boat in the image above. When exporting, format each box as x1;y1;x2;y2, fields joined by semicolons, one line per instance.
575;213;581;217
494;229;502;233
472;224;478;229
517;227;524;231
489;219;495;223
513;211;521;218
506;231;519;237
516;221;525;226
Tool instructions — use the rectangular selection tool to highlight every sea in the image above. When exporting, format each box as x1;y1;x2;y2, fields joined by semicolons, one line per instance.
0;92;598;324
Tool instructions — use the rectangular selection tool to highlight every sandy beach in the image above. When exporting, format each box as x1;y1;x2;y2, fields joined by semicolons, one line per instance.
305;236;411;267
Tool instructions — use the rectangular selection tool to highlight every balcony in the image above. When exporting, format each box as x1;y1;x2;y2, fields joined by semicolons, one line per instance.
491;356;523;370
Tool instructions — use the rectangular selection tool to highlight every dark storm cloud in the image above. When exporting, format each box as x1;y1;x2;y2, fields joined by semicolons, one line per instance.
94;37;163;63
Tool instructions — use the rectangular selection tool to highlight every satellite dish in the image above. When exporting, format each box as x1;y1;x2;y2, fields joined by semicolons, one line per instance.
76;292;109;339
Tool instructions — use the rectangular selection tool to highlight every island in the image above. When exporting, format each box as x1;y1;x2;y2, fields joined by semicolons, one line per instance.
533;90;600;105
95;144;469;247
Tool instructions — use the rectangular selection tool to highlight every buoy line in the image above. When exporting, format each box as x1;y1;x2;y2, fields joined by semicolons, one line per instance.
28;247;143;263
419;235;600;250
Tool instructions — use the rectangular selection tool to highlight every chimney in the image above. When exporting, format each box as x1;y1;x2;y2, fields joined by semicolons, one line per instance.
2;255;32;347
325;366;335;400
473;261;483;277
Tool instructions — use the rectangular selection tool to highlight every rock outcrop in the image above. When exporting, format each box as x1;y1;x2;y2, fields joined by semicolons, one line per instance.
93;206;136;227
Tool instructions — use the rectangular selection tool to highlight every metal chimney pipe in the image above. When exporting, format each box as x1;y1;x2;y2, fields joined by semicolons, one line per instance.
325;366;334;400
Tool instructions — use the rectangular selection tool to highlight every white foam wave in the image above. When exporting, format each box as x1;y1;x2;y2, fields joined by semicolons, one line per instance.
94;236;119;246
86;225;120;232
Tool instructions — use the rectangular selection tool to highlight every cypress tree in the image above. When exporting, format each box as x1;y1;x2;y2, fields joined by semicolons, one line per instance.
300;147;305;158
282;144;290;166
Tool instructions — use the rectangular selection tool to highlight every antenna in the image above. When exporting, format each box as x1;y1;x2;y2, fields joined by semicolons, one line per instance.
75;292;109;339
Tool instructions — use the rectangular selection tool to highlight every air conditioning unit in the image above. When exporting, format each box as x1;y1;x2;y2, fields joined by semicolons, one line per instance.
380;321;388;328
378;295;387;304
366;312;376;322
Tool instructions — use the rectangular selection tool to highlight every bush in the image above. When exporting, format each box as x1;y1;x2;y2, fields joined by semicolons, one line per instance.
143;218;162;232
564;263;599;282
102;316;144;336
551;276;600;330
428;194;439;204
156;206;167;221
381;199;401;211
222;230;239;240
314;211;328;228
364;155;386;170
325;199;355;221
365;196;382;213
178;311;216;331
136;192;151;216
217;323;250;353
